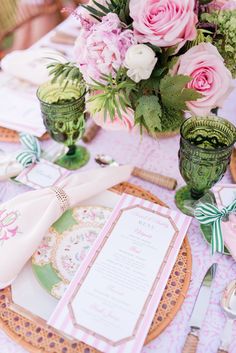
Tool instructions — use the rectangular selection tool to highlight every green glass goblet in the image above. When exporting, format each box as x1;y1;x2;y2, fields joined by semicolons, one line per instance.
37;81;89;170
175;116;236;216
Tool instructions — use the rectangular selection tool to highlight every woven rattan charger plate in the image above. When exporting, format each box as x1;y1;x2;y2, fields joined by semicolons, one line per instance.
0;182;192;353
0;126;49;143
230;148;236;183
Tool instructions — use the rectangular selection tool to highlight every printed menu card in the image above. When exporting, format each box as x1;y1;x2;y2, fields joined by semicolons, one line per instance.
48;194;191;353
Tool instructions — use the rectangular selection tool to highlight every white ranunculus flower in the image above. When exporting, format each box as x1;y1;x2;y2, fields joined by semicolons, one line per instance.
124;44;157;83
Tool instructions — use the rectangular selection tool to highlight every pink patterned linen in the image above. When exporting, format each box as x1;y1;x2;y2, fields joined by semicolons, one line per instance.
1;17;236;353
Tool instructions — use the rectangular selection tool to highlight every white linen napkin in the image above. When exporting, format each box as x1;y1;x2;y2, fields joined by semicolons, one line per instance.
0;151;23;181
0;72;46;137
1;48;66;85
0;166;132;288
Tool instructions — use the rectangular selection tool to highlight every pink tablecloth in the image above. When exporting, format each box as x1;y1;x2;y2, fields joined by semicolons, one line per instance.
1;17;236;353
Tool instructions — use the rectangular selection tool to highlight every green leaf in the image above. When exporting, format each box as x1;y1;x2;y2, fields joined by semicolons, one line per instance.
135;95;162;133
164;46;178;57
168;57;179;70
47;62;83;85
92;0;109;13
83;0;132;25
146;43;162;54
152;67;168;78
160;75;202;111
88;68;136;121
161;106;185;132
82;5;105;18
140;78;160;92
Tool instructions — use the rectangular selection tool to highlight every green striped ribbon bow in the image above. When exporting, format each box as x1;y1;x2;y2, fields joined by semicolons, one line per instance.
195;200;236;254
16;133;41;168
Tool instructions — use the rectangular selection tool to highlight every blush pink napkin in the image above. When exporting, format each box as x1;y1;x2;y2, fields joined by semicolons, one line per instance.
222;214;236;259
0;166;132;288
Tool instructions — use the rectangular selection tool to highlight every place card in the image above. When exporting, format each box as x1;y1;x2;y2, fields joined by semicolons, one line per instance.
48;194;191;353
213;184;236;208
16;159;69;189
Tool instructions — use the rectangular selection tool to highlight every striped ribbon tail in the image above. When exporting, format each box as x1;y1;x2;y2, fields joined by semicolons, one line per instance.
227;199;236;213
195;202;224;255
212;219;224;255
16;133;41;168
195;199;236;255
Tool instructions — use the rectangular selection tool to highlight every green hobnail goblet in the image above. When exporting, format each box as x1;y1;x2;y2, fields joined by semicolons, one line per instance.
37;81;90;170
175;116;236;216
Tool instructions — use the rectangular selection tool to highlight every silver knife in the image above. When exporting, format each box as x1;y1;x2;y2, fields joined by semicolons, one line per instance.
182;263;218;353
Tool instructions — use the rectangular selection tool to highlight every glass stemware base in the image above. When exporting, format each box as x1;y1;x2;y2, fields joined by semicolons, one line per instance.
56;145;90;170
175;186;215;216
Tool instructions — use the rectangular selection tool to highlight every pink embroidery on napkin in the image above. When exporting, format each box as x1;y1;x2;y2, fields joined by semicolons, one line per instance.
0;209;19;243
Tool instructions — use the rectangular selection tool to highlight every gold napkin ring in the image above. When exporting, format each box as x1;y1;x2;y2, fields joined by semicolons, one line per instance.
51;186;70;212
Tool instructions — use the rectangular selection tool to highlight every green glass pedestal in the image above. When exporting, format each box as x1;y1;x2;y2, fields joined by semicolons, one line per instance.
56;145;90;170
175;186;196;216
175;186;215;216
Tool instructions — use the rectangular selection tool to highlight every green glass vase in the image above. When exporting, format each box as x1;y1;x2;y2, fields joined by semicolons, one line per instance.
37;82;89;170
175;116;236;215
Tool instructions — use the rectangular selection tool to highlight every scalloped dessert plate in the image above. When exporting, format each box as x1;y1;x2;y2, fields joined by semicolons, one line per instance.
32;205;112;299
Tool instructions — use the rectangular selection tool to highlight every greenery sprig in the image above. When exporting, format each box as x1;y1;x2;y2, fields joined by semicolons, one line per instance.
83;0;132;26
47;61;83;87
201;9;236;78
87;68;137;121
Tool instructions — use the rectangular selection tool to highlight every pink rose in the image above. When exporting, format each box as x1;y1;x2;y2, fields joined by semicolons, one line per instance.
74;13;136;84
87;90;135;131
172;43;233;116
129;0;197;50
89;106;134;132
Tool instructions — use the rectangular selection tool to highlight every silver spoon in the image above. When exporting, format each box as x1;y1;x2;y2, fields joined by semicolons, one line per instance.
218;280;236;353
95;154;177;190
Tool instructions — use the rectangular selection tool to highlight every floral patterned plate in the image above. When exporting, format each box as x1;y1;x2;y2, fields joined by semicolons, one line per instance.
32;206;112;299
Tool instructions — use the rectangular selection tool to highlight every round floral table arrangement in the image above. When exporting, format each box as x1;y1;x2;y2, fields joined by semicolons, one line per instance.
48;0;236;136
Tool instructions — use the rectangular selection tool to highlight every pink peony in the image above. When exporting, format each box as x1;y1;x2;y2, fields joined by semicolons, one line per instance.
172;43;233;116
74;13;136;84
129;0;197;50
